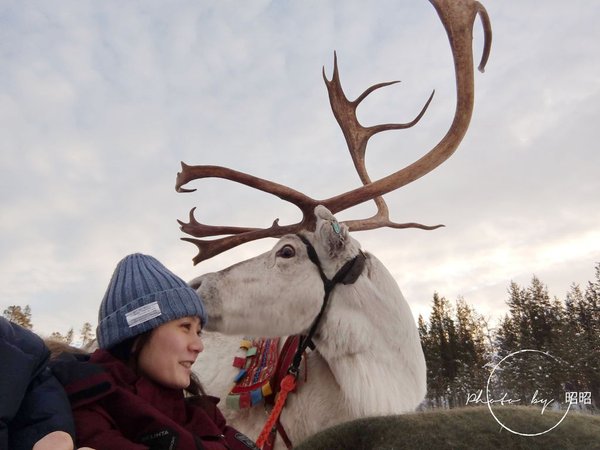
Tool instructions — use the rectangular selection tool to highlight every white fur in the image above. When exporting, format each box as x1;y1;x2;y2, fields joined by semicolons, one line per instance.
191;206;426;447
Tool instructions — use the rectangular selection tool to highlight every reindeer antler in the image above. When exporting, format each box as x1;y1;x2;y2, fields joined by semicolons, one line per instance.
321;51;436;232
177;0;492;265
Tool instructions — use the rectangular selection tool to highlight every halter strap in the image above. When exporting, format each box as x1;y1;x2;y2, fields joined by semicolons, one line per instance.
256;234;366;449
289;234;366;376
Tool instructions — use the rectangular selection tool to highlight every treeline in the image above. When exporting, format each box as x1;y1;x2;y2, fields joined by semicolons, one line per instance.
2;305;95;347
418;263;600;411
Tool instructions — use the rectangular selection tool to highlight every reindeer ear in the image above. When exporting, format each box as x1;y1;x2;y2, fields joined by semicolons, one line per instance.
314;205;349;258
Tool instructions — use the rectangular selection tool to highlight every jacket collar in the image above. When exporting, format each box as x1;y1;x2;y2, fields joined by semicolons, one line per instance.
90;349;187;421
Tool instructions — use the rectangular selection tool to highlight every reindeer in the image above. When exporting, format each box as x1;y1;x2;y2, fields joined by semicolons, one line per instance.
176;0;491;447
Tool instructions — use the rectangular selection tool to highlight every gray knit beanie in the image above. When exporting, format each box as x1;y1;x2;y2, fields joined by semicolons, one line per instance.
96;253;207;349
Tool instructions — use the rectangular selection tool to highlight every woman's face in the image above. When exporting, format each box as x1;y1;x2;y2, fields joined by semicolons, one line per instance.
136;316;204;389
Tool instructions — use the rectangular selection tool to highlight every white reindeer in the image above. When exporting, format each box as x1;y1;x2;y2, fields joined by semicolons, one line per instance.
177;0;492;447
190;205;427;446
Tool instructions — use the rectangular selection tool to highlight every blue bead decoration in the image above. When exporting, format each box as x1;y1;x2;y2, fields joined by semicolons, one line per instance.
332;221;341;234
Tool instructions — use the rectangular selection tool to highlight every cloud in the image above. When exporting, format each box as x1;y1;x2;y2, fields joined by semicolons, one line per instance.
1;0;599;338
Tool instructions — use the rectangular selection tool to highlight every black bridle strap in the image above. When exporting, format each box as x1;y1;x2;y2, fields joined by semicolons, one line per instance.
288;234;366;375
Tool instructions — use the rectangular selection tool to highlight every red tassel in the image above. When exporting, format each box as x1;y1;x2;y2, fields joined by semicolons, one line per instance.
256;374;297;449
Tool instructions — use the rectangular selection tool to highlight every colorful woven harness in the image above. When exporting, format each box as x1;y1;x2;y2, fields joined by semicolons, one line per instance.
226;337;281;410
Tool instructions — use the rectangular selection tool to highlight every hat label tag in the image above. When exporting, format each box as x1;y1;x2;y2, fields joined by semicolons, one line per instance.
126;301;162;327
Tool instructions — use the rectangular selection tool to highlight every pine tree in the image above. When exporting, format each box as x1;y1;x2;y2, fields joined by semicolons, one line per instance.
2;305;33;329
417;314;434;407
495;281;534;401
526;276;555;350
65;327;74;345
580;263;600;408
420;294;493;409
452;297;489;407
426;293;456;407
562;283;589;394
49;327;74;345
502;281;530;350
49;331;66;342
80;322;95;347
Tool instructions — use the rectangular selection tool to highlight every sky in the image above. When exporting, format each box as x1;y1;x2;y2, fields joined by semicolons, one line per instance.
1;0;599;340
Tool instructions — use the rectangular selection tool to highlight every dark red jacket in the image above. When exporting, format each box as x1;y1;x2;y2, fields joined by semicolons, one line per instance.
51;349;258;450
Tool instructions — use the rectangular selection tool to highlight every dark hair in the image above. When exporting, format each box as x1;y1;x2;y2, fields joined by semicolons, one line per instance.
109;331;206;397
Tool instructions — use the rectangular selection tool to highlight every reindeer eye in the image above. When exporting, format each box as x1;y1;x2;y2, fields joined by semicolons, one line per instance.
276;245;296;259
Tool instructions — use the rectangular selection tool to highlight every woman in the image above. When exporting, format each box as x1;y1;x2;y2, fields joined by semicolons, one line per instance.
53;253;258;450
